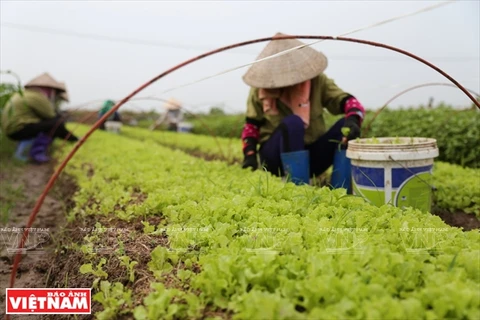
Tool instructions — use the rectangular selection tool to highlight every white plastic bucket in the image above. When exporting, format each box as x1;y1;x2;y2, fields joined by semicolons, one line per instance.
105;121;122;134
346;137;439;212
177;122;193;133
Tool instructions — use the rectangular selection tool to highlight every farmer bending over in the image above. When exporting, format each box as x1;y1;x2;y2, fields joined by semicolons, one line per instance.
1;73;79;163
240;32;365;179
150;98;184;132
98;99;122;130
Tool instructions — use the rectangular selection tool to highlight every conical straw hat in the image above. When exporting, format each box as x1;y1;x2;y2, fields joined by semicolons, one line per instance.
242;33;328;89
57;81;67;91
24;72;66;91
164;98;181;110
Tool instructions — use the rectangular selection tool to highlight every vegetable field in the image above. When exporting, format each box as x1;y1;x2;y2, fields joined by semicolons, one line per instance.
40;121;480;320
119;125;480;219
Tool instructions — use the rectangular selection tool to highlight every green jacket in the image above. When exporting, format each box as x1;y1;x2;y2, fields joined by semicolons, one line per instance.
99;100;115;115
99;100;117;121
1;89;56;136
246;73;351;145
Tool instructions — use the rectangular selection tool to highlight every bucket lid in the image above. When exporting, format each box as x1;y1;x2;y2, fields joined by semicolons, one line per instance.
346;137;439;161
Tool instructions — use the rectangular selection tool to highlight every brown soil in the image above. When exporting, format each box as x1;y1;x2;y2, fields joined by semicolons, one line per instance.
41;212;218;320
431;206;480;231
0;162;77;320
41;214;165;320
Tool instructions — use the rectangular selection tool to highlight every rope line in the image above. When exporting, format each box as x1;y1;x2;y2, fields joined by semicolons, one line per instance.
161;0;455;94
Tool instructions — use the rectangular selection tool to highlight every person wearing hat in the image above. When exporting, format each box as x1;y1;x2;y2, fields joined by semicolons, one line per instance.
98;99;122;130
1;72;79;163
240;33;366;181
150;98;183;131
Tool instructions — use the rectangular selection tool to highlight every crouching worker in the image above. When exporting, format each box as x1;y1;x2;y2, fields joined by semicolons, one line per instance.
98;99;122;130
240;33;365;185
150;98;184;132
1;73;79;163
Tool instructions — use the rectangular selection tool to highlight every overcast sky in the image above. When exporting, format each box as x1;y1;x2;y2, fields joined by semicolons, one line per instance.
1;0;479;114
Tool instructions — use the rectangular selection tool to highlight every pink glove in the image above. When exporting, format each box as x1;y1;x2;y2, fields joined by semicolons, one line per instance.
344;97;365;124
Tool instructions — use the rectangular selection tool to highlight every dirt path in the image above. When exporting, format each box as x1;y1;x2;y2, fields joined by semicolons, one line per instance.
0;162;70;319
431;207;480;231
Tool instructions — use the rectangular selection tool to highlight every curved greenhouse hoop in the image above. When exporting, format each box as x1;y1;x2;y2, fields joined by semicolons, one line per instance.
363;82;480;135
